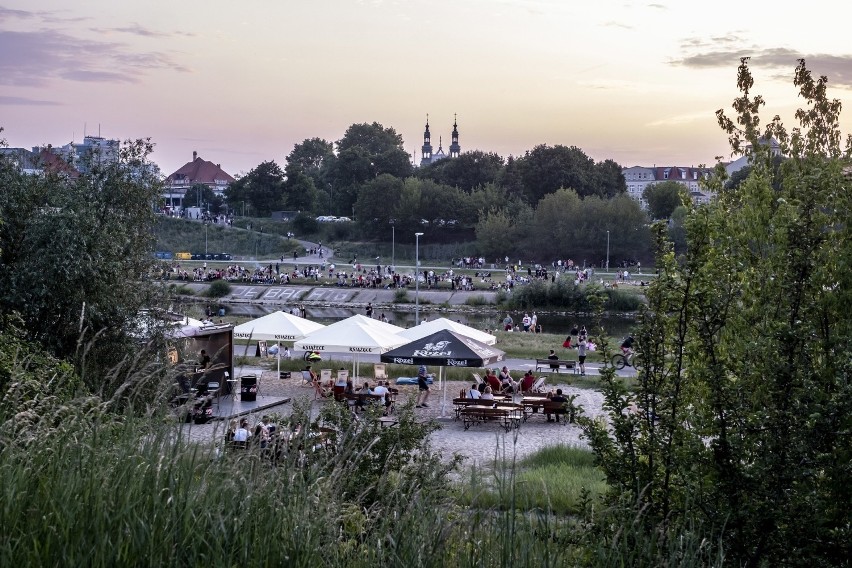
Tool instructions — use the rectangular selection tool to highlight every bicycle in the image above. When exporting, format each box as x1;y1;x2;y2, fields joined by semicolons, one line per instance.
611;350;642;370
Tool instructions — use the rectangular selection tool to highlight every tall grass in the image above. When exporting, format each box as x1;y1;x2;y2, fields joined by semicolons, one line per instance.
462;444;607;516
0;402;585;567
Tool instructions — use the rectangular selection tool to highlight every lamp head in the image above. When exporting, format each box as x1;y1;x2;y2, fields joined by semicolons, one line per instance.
415;232;424;237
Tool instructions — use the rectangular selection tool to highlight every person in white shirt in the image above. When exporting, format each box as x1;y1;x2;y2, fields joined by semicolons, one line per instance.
233;418;250;443
372;382;389;406
481;386;495;400
467;384;481;399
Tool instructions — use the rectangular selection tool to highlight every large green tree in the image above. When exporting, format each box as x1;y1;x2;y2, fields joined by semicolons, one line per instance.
512;144;625;204
582;59;852;566
0;138;162;387
417;150;504;192
354;174;404;238
281;164;318;212
642;179;688;219
188;183;224;214
329;123;413;214
285;137;334;212
224;160;285;216
525;190;650;263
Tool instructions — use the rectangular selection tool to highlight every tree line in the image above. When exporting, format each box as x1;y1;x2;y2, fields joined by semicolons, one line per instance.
218;122;672;262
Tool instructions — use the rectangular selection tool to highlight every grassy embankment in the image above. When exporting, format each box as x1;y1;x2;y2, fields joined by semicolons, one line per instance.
154;216;301;259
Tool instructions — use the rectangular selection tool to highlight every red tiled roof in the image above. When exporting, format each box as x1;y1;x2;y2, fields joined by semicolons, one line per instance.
38;149;80;179
167;156;234;184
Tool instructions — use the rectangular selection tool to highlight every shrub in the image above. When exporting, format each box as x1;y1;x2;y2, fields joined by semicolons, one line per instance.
169;284;194;296
393;289;409;303
291;212;319;235
604;288;643;311
464;295;489;306
206;280;231;298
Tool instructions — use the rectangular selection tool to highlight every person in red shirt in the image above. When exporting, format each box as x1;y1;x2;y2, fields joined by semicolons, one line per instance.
520;370;535;393
486;369;502;392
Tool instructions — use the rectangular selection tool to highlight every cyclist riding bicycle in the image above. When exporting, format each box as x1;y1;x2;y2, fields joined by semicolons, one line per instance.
620;335;635;356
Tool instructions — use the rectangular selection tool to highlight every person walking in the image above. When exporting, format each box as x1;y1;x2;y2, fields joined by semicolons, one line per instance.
577;337;588;375
416;364;430;408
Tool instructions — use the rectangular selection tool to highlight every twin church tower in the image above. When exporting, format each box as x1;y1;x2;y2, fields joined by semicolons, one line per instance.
420;114;460;166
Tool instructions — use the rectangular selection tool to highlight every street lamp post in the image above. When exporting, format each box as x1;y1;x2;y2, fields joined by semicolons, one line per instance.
205;222;209;255
391;221;395;273
415;232;424;325
606;230;610;272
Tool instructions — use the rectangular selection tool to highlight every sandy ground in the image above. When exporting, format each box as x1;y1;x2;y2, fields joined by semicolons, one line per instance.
180;371;607;467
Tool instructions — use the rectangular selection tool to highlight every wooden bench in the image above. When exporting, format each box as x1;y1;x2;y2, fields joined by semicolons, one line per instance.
542;400;569;422
535;358;579;374
459;404;524;432
452;397;494;420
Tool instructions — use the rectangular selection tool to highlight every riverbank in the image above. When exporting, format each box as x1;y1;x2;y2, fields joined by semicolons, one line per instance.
163;280;644;322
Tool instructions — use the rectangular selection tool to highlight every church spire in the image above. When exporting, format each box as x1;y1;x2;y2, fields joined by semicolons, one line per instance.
449;113;460;158
420;114;433;166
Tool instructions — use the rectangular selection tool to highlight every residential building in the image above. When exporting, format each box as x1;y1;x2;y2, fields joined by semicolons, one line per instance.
164;151;235;210
622;165;715;207
41;135;120;174
724;137;782;177
0;146;80;179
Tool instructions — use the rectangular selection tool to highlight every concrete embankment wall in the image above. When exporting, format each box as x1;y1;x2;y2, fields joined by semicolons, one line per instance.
170;282;498;309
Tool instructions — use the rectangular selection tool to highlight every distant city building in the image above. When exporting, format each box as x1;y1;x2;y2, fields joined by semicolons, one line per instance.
39;135;120;174
0;146;81;179
724;137;782;177
622;165;715;207
164;151;235;210
420;115;461;166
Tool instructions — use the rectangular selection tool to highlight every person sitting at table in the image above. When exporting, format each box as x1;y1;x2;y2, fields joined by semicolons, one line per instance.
225;419;237;443
372;381;390;411
343;379;357;410
233;418;251;445
353;382;374;411
467;383;481;399
254;416;271;452
199;349;211;369
520;370;535;393
486;369;502;392
546;389;569;423
481;385;495;400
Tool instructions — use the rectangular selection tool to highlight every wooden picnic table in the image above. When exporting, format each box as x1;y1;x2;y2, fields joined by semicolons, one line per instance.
459;404;524;432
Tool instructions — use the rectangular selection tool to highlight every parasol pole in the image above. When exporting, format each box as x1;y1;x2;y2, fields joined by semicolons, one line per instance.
439;366;448;419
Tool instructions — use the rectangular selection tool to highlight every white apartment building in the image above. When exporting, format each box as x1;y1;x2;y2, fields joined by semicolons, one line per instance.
622;165;715;208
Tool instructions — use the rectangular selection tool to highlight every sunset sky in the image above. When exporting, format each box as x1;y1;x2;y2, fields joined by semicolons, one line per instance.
2;1;852;177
